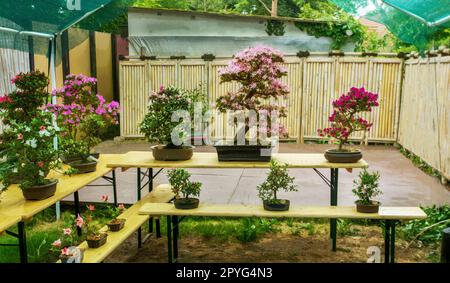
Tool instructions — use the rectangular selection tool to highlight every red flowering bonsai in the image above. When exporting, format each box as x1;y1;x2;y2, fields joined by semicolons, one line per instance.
216;45;289;143
318;87;379;151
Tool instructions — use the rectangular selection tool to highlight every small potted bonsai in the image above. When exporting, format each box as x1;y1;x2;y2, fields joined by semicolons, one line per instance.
50;226;84;263
83;205;108;248
46;74;119;173
318;87;379;163
215;45;290;161
101;195;127;232
352;169;382;213
167;169;202;209
140;86;205;161
257;160;298;211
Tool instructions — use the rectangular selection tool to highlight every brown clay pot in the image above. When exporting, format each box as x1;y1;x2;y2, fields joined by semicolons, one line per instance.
86;233;108;248
107;219;126;232
151;145;194;161
324;149;363;163
174;198;199;209
263;199;290;211
68;160;98;174
22;179;58;200
356;201;380;213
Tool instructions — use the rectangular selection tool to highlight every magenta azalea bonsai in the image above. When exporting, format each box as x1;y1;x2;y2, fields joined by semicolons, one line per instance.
318;87;379;163
46;74;119;170
216;45;289;143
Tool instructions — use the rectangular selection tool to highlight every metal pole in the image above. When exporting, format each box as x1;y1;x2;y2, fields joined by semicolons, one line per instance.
74;192;81;236
167;216;173;263
330;168;338;251
137;168;142;248
18;222;27;263
384;220;391;264
173;216;179;261
441;227;450;263
148;168;153;233
390;221;396;263
112;170;118;206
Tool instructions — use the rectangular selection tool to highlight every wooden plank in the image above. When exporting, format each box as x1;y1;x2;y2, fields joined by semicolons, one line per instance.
0;154;123;220
139;203;427;220
0;214;21;233
107;151;368;169
74;185;174;263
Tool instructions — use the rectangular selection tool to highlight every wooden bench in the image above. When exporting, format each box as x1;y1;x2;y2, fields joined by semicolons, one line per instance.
0;214;21;234
138;203;427;264
63;184;174;263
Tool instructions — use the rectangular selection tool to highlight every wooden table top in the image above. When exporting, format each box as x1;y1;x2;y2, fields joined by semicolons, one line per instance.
139;203;427;220
107;151;369;169
0;154;122;220
0;214;21;233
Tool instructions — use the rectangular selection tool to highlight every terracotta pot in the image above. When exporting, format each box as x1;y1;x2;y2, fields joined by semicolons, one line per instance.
151;145;194;161
324;149;362;163
22;179;58;200
107;219;126;232
214;141;273;162
86;233;108;249
68;160;98;174
263;199;290;211
356;201;380;213
174;198;199;209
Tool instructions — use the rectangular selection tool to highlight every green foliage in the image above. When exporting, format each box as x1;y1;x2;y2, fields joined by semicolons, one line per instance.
352;169;382;205
337;219;360;236
399;146;441;179
167;168;202;199
257;160;298;204
265;20;286;36
235;218;277;242
400;205;450;245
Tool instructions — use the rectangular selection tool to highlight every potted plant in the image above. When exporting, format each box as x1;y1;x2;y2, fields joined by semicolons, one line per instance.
100;195;127;232
0;71;51;184
257;160;298;211
50;227;84;263
46;74;119;173
215;45;289;162
352;169;382;213
318;87;379;163
167;169;202;209
82;205;108;248
139;86;205;161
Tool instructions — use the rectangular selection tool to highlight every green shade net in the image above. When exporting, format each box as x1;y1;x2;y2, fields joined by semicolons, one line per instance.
330;0;450;50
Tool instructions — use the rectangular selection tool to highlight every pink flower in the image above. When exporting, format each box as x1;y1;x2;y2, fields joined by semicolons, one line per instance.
61;247;71;256
88;204;95;211
118;204;125;210
0;95;12;104
17;133;23;140
39;125;46;131
51;239;61;247
101;195;108;202
75;214;84;228
63;228;72;235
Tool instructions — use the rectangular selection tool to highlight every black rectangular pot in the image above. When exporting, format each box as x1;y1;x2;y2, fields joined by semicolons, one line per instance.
214;143;273;162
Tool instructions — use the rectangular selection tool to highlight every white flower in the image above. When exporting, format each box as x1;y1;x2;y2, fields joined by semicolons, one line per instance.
12;168;18;173
25;127;31;132
39;129;51;137
346;29;353;36
25;139;37;148
39;170;45;177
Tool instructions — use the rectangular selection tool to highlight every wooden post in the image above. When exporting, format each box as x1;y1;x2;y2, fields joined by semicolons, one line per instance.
271;0;278;17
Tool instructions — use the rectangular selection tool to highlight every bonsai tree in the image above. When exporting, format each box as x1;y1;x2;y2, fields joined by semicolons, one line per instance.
140;86;206;147
352;169;382;206
99;195;127;231
216;45;290;142
257;160;298;210
318;87;379;152
46;74;119;163
167;168;202;209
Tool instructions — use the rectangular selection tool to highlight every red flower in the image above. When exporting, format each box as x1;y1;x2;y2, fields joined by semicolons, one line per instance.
101;195;108;202
17;133;23;140
37;161;44;168
88;204;95;211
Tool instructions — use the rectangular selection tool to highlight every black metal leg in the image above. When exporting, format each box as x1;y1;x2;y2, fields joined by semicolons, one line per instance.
18;222;27;264
148;168;153;231
172;216;179;261
167;216;173;263
330;168;338;252
112;169;118;206
137;168;142;248
384;220;391;264
74;191;81;236
149;217;154;233
390;221;396;263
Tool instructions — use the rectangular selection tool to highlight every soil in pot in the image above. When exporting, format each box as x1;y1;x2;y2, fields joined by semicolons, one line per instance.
324;149;363;163
86;233;108;248
356;201;380;213
107;219;126;232
214;140;273;162
22;179;58;200
174;198;200;209
151;145;194;161
68;159;98;174
263;199;290;211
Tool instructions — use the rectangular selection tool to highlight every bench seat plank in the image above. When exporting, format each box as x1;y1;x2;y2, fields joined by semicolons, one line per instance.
139;203;427;220
0;214;21;233
108;152;368;169
76;185;174;263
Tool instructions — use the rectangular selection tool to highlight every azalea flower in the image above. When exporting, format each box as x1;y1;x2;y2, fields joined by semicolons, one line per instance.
37;161;44;168
17;133;23;140
25;138;37;148
118;204;125;210
51;239;61;247
63;228;72;235
75;214;84;228
88;204;95;211
61;247;71;256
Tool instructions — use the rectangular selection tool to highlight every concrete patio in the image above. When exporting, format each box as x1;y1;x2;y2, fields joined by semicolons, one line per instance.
65;141;450;207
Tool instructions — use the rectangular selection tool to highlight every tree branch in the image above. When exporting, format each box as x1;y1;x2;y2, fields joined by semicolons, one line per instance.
257;0;272;15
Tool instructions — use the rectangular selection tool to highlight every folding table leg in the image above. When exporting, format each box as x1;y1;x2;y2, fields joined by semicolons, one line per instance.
74;191;81;236
167;216;173;263
384;220;391;264
390;221;396;263
112;169;118;206
172;216;179;261
18;222;27;264
330;168;338;252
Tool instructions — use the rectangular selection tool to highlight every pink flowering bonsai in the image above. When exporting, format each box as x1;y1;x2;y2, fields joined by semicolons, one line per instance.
318;87;379;155
216;45;289;143
46;74;119;163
